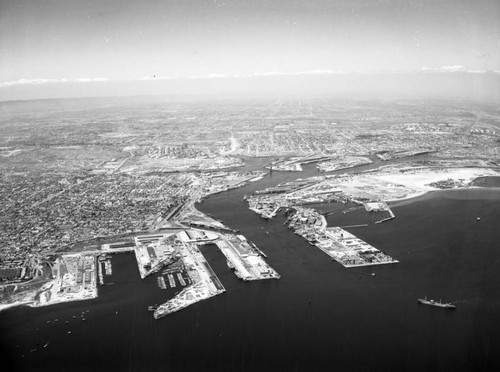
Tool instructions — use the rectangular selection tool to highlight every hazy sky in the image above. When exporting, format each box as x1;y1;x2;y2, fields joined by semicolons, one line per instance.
1;0;499;100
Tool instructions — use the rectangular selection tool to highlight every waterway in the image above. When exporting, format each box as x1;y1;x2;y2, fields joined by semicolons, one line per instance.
1;158;500;371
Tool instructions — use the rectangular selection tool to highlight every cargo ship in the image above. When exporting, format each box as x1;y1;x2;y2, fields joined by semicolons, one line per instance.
417;297;455;309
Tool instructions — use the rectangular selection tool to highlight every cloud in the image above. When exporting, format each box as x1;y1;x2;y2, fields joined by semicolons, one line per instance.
249;69;349;77
442;65;466;72
75;77;109;83
0;77;108;88
420;65;466;72
467;70;488;74
139;76;172;81
0;78;65;87
2;68;498;88
419;66;500;74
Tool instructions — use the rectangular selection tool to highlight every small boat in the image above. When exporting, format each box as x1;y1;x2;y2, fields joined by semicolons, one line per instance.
417;297;455;309
43;342;50;348
476;217;481;221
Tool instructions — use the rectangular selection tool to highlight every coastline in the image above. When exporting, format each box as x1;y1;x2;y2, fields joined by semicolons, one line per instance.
385;190;431;204
0;301;31;313
388;186;500;208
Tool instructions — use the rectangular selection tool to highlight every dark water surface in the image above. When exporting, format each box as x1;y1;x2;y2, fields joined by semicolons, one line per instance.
1;161;500;371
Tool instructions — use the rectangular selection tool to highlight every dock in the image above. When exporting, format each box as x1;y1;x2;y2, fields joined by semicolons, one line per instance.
153;242;226;319
286;207;398;268
157;276;166;289
177;273;186;286
339;224;368;228
250;242;268;258
215;235;280;281
167;274;176;288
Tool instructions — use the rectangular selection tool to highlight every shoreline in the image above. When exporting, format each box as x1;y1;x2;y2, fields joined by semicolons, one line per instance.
0;301;32;313
388;186;500;208
385;190;431;204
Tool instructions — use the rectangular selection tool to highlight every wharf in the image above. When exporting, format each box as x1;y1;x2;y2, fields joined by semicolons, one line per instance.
104;260;112;275
153;243;225;319
183;221;239;234
98;262;104;285
287;207;398;268
133;234;178;279
157;276;166;289
375;216;395;224
250;242;268;258
177;272;187;286
168;274;176;288
321;227;399;267
339;224;368;228
216;235;280;281
31;253;98;308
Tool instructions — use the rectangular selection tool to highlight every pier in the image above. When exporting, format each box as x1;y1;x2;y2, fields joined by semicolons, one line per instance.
216;235;280;281
286;207;398;268
177;272;186;286
153;243;226;319
157;276;166;289
167;274;176;288
339;224;368;228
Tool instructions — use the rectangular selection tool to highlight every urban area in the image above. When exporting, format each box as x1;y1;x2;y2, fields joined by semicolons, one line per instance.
1;97;499;315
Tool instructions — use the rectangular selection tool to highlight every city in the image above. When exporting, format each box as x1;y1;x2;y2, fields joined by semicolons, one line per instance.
0;96;499;372
1;0;500;370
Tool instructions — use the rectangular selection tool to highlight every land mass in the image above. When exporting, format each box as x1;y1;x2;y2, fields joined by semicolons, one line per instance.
1;97;499;314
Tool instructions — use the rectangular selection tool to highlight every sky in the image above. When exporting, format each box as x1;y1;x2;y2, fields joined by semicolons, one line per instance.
0;0;499;101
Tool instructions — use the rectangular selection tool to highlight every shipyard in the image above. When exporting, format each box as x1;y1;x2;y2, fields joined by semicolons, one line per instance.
126;227;281;317
286;207;398;267
2;1;500;370
215;234;280;281
1;97;499;371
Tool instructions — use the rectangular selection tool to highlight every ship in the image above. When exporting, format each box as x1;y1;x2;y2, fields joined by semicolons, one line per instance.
417;297;455;309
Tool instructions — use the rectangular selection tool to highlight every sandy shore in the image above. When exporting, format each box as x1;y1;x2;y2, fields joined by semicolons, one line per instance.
372;167;499;190
338;167;500;203
0;301;32;313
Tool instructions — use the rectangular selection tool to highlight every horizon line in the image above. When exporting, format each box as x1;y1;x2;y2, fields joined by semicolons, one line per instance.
2;66;499;88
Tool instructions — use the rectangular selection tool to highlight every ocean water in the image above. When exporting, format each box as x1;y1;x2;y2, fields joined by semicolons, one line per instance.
1;165;500;371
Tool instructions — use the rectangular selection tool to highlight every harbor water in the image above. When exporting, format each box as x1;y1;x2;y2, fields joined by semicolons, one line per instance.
1;160;500;371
